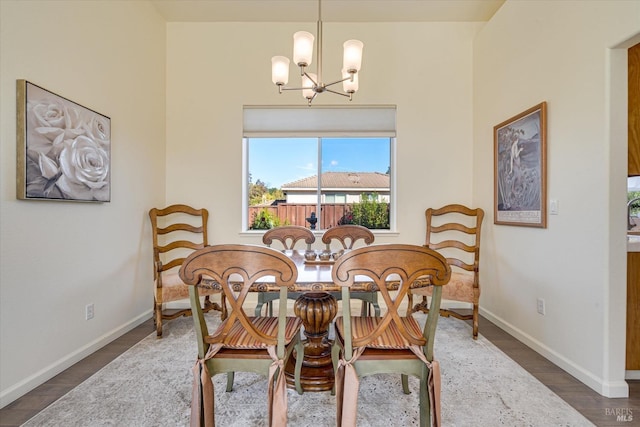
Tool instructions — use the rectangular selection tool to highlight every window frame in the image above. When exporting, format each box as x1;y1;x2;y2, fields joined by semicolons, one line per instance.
242;106;397;233
243;136;396;232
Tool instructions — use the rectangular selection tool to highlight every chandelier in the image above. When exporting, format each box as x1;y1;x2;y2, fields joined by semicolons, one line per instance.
271;0;364;106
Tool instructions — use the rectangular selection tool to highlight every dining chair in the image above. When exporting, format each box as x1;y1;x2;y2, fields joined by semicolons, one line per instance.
149;204;226;337
179;244;304;426
331;244;451;427
255;225;316;316
407;204;484;339
321;225;380;316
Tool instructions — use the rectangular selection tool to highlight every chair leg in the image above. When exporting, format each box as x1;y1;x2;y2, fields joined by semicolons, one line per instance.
412;295;431;314
153;300;157;327
472;303;479;340
226;372;234;392
294;340;304;395
254;294;274;317
372;301;381;317
360;301;369;316
357;294;380;317
203;294;228;321
330;343;341;396
220;293;228;320
419;365;431;427
155;302;163;337
407;291;414;313
401;374;410;394
255;294;265;316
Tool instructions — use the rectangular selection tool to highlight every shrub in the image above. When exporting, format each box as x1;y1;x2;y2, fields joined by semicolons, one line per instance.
340;193;389;229
250;208;281;230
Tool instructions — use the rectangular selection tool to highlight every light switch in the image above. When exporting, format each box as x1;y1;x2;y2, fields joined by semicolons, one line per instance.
549;199;559;215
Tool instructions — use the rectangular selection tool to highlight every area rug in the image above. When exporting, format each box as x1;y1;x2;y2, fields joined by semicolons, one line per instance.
22;313;594;426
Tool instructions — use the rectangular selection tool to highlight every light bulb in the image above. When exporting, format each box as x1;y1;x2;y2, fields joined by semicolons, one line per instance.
293;31;314;67
271;56;290;85
343;40;363;73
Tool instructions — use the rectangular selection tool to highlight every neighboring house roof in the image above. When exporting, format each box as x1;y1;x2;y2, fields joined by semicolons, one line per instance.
282;172;389;191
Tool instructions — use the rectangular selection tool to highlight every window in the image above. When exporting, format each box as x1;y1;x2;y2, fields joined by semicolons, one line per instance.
243;106;396;231
324;194;346;203
630;177;640;232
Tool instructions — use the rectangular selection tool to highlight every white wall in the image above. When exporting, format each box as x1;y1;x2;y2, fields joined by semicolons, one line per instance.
473;0;640;397
165;22;481;245
0;1;166;406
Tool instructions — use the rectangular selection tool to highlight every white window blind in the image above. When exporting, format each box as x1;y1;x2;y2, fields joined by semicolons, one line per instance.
243;105;397;137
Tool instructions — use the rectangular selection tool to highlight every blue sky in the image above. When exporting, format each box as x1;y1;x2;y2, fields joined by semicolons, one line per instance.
248;137;390;188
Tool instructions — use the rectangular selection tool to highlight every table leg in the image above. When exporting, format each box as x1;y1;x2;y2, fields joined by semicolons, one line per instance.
285;292;337;392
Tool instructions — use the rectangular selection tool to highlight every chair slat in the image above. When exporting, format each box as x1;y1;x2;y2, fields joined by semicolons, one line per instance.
157;240;204;254
157;223;204;235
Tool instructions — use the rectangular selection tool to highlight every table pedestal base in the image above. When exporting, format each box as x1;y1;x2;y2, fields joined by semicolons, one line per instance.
285;292;337;392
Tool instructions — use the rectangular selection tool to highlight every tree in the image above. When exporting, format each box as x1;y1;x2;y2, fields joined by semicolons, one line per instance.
249;178;268;206
268;187;285;201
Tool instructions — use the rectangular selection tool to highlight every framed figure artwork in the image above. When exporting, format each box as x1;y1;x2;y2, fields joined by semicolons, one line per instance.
494;102;547;228
16;80;111;202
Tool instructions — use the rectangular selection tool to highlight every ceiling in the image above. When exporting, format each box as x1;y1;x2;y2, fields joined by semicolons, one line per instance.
151;0;506;23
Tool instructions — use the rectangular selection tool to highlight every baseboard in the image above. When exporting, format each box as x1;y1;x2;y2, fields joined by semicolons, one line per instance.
480;307;630;398
626;370;640;380
0;310;153;409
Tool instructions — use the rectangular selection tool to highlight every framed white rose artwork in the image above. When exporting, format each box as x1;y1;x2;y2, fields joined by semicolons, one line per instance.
16;80;111;202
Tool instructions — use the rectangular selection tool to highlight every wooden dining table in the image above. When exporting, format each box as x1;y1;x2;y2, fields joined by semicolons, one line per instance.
198;249;431;392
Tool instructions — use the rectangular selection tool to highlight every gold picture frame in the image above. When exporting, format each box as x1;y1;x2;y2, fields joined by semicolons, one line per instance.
16;80;111;202
494;102;547;227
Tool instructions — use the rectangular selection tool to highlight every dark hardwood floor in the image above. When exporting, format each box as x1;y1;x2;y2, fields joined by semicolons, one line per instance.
1;314;638;426
0;319;155;427
478;317;639;427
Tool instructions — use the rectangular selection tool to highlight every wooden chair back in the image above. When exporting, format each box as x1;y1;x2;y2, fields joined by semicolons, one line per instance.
425;204;484;281
332;244;451;360
322;224;378;316
321;224;374;250
262;225;315;250
179;244;298;359
149;204;209;276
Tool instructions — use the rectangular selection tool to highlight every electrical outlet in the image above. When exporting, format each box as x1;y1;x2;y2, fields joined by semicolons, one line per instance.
85;303;94;320
536;298;546;315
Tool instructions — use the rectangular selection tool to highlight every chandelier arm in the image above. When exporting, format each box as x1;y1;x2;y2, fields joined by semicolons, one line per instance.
278;86;351;99
323;88;352;98
301;70;319;86
279;86;315;92
323;75;354;88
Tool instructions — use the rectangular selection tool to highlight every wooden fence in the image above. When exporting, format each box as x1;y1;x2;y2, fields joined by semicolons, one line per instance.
248;203;351;229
